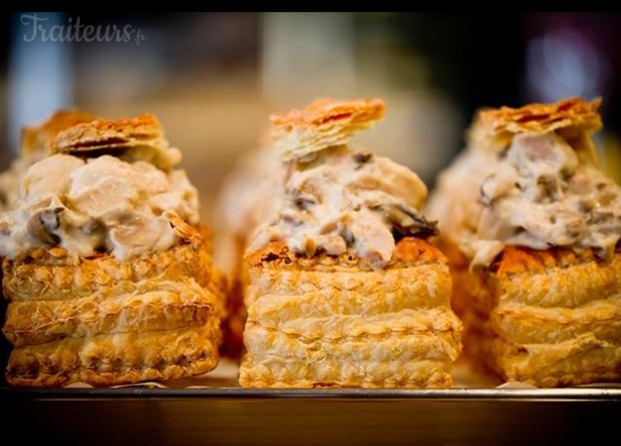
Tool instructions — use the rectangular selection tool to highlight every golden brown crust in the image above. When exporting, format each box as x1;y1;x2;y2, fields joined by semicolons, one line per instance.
2;215;213;302
240;236;461;388
45;113;181;169
246;237;447;271
468;97;602;164
2;242;213;302
6;323;221;388
269;98;385;161
239;358;453;389
3;278;222;347
496;246;621;308
20;110;98;156
497;245;599;275
247;267;452;320
489;333;621;387
449;241;621;387
271;97;385;129
48;113;163;153
478;97;602;135
492;298;621;345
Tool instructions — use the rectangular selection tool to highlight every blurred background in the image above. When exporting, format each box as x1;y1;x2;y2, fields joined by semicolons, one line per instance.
0;12;620;225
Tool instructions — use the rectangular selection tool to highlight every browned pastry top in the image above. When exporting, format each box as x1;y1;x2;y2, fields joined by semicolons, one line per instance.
269;98;386;160
270;97;385;130
47;113;163;154
495;245;614;277
246;237;447;271
468;97;602;157
20;110;98;155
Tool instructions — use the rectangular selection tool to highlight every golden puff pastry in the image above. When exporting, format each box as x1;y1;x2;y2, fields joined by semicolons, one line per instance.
47;113;181;170
3;277;221;347
239;98;461;388
20;109;98;156
3;219;225;387
428;97;621;387
2;215;215;303
240;238;462;388
1;113;226;387
468;96;602;164
6;322;221;388
269;97;385;161
452;245;621;387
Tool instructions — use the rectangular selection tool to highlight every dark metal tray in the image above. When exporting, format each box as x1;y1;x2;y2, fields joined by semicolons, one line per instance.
3;385;621;400
2;348;619;444
2;386;620;445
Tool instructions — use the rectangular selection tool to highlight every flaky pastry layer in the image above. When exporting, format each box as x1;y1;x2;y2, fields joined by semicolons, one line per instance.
468;97;602;164
244;321;461;363
450;241;621;386
469;326;621;387
240;358;452;389
491;297;621;345
6;322;221;388
43;113;182;170
2;218;227;387
251;307;460;341
3;278;222;347
247;275;452;326
495;246;621;308
48;113;160;151
2;240;214;303
269;98;385;161
241;237;462;388
20;110;98;156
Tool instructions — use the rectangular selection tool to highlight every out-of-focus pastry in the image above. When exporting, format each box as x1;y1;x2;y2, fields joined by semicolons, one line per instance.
427;97;621;387
0;110;97;211
216;139;283;359
1;113;225;387
238;98;462;388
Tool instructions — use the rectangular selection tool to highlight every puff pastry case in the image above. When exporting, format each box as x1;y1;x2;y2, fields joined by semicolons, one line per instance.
0;111;226;387
234;98;462;388
427;98;621;387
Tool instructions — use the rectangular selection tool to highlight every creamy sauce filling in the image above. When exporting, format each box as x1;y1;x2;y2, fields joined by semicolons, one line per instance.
0;151;46;212
247;146;436;268
0;154;199;260
429;132;621;268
